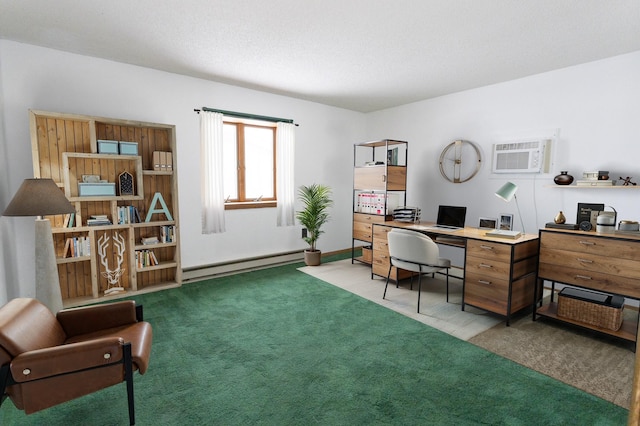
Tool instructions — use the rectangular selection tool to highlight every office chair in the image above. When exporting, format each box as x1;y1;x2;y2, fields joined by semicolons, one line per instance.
383;228;451;313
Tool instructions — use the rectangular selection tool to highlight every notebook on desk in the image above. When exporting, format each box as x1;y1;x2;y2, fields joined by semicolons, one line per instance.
428;205;467;230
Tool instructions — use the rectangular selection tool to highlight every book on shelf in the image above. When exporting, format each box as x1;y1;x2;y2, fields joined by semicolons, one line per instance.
63;236;91;258
136;249;159;268
87;218;112;226
117;205;141;224
485;229;522;239
159;225;176;243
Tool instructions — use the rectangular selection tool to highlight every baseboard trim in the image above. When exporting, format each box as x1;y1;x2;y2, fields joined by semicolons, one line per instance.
182;250;306;282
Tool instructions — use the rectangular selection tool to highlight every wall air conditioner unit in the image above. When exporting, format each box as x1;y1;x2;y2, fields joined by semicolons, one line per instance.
491;139;552;174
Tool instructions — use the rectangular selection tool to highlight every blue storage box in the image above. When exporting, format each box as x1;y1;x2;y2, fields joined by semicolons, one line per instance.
78;183;116;196
98;140;119;154
119;141;138;155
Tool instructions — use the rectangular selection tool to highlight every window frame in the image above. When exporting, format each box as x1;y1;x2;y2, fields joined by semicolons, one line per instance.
222;118;277;210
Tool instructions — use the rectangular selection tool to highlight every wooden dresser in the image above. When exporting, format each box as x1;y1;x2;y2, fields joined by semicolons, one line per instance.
536;228;640;342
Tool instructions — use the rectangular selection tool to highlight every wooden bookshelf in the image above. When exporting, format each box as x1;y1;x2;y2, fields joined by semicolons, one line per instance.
29;110;181;307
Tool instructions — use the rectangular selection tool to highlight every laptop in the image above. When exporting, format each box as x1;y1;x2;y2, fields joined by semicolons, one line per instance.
430;205;467;230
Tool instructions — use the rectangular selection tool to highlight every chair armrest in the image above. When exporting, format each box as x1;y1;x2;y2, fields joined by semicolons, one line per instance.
57;301;138;338
10;337;124;383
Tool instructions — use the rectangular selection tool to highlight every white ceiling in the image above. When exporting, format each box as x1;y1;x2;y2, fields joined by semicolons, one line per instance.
1;1;639;112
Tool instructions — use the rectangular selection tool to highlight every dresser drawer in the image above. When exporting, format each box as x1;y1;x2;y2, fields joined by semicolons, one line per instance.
539;247;640;280
538;262;640;299
541;231;640;261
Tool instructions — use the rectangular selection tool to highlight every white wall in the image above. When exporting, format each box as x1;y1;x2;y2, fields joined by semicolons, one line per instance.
365;51;640;264
0;40;365;301
1;39;638;302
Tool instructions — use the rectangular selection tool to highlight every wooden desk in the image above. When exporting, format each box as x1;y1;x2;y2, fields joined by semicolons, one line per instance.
371;221;539;325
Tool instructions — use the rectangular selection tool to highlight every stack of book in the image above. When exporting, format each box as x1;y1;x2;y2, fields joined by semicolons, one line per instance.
86;215;112;226
140;236;159;245
576;171;614;187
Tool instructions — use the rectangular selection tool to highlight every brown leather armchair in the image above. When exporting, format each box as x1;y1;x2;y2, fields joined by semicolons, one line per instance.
0;298;152;425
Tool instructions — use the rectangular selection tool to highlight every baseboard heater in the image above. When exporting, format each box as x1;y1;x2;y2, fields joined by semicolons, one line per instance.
182;250;305;283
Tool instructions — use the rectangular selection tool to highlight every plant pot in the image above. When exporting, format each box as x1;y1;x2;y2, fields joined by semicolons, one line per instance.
304;250;322;266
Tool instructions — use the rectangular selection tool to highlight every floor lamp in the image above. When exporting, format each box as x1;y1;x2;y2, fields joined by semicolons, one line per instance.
495;181;526;233
3;178;75;313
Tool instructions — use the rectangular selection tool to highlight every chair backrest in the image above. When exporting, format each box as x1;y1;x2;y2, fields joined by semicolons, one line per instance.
0;298;66;360
387;228;440;272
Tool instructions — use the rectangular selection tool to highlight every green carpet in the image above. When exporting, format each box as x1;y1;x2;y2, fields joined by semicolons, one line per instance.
1;257;628;425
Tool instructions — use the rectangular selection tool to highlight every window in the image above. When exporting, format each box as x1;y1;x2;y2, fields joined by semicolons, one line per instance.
222;119;277;209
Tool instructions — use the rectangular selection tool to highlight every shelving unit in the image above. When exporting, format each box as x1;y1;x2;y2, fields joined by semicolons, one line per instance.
351;139;407;266
30;110;181;308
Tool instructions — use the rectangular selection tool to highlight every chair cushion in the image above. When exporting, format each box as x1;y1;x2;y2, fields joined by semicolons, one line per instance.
0;298;66;357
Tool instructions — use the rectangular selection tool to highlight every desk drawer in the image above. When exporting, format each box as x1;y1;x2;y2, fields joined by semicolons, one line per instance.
541;232;640;261
465;255;510;280
353;221;373;241
464;271;509;314
466;239;512;262
353;213;387;224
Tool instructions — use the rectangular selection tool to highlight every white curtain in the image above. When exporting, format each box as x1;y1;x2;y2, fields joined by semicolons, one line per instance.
200;111;226;234
276;122;295;226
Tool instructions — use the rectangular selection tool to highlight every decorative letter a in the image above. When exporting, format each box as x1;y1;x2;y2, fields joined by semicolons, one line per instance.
145;192;173;222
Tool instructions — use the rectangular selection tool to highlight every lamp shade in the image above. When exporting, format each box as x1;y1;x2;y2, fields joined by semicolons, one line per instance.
495;182;518;202
3;178;75;217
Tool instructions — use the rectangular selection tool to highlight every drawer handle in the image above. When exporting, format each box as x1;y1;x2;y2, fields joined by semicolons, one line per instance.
577;258;593;264
479;264;493;269
478;280;492;285
382;175;387;182
578;240;596;246
575;274;592;280
479;245;494;250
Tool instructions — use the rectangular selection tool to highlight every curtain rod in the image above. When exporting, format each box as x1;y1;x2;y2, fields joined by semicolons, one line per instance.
194;107;297;126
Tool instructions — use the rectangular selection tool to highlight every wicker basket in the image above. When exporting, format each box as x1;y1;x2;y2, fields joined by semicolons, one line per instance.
557;288;624;331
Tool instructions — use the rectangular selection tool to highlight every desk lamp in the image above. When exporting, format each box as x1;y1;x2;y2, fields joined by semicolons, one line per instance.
3;178;75;313
495;181;525;233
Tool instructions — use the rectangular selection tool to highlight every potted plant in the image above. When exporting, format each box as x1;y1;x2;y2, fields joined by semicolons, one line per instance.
296;184;333;266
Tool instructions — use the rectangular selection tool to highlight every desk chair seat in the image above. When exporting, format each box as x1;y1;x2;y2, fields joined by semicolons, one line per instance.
382;228;451;313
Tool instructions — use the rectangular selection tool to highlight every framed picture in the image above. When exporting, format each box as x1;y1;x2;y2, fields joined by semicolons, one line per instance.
478;217;497;229
499;213;514;231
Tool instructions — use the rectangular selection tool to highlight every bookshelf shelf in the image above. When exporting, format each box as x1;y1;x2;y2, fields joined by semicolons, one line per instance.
30;109;181;307
136;261;178;273
134;242;177;250
56;256;91;264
